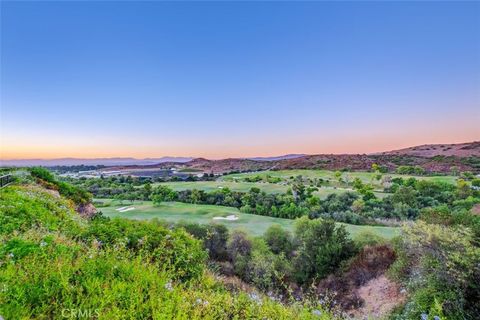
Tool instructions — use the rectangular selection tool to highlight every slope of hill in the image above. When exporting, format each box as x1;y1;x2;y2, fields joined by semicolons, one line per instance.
247;154;307;161
168;153;479;174
186;142;480;174
378;141;480;157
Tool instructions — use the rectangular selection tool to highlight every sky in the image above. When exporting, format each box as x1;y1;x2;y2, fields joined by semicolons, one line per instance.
1;1;479;159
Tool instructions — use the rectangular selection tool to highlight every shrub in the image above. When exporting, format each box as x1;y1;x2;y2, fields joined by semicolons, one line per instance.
264;224;294;256
227;230;252;261
293;217;356;284
390;221;480;319
178;222;229;261
0;185;83;237
245;240;292;293
29;167;92;204
81;218;207;281
227;231;253;278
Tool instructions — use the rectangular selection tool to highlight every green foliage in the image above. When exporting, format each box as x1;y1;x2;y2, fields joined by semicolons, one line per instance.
264;224;294;256
1;233;326;319
0;185;83;236
293;217;356;284
177;222;229;261
353;230;387;248
390;221;480;320
29;167;91;204
151;185;178;203
227;230;252;262
395;165;426;175
81;218;207;281
352;178;376;201
244;175;263;182
472;178;480;187
244;239;292;293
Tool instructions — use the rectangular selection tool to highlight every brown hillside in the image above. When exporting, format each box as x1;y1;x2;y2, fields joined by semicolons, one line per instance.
99;142;480;175
379;141;480;158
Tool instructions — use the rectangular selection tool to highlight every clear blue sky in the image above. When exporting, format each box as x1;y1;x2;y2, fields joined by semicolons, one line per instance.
1;1;479;159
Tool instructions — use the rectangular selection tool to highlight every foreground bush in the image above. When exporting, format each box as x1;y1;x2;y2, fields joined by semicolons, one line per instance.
390;221;480;320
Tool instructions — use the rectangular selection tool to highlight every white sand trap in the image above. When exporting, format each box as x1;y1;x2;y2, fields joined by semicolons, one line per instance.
116;206;130;211
117;207;136;213
213;215;238;221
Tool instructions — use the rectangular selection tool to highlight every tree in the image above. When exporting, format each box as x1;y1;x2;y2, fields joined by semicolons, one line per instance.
334;171;343;183
115;193;126;205
293;217;356;284
456;179;472;199
227;230;252;262
151;185;178;204
353;178;376;201
292;176;306;202
264;224;294;256
190;189;204;204
392;185;418;207
353;177;364;190
227;231;253;278
142;183;152;200
126;192;136;203
205;224;229;260
351;198;365;213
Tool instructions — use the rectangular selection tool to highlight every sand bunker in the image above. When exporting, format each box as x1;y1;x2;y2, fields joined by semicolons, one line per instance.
116;206;135;213
213;215;239;221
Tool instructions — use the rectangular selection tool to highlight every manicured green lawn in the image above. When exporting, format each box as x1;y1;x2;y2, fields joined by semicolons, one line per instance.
154;181;289;193
221;169;457;189
98;199;398;238
154;181;353;199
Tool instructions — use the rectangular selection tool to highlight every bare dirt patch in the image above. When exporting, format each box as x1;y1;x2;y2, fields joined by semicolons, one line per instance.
351;275;406;319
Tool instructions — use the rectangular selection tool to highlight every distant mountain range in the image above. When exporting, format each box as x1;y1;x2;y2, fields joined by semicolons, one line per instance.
0;157;193;167
0;154;306;167
247;154;307;161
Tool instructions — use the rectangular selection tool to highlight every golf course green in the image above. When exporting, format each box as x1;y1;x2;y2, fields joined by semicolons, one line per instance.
98;199;399;238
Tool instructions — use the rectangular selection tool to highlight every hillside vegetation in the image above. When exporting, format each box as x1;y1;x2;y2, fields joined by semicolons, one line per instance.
380;141;480;158
0;182;332;319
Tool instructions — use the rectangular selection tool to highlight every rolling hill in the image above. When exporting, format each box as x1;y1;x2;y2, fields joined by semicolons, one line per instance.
378;141;480;157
